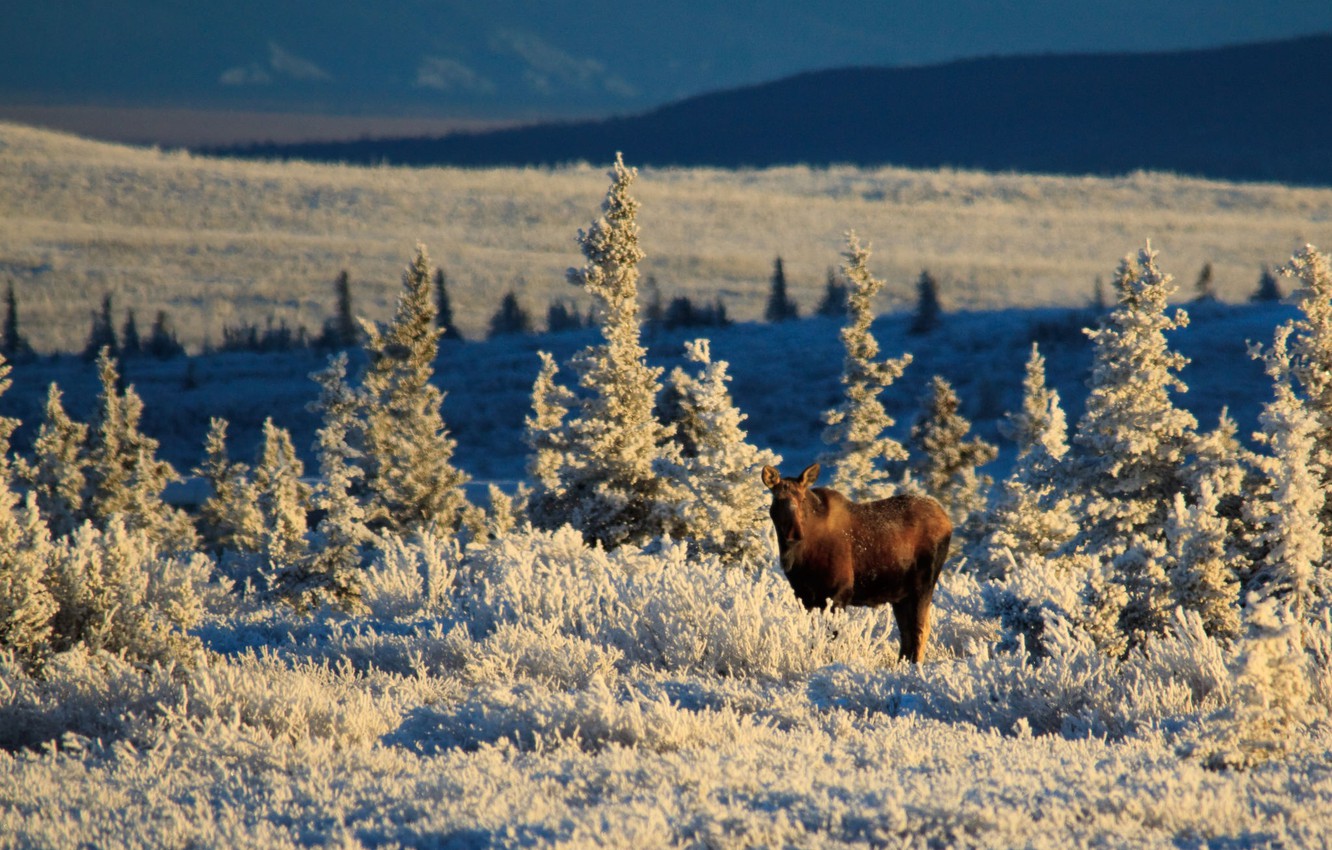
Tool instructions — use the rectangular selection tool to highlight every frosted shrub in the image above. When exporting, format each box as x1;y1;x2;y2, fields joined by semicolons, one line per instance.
362;530;461;620
0;644;183;751
46;518;212;667
171;651;399;749
459;525;628;642
459;621;623;690
409;672;773;757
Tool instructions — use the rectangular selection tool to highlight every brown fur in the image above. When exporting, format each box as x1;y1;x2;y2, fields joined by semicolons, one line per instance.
762;462;952;663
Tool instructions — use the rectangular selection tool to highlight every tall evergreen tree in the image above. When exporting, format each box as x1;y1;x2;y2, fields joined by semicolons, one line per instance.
659;339;781;566
120;309;142;358
487;290;534;338
816;266;849;317
1251;267;1282;303
145;310;186;359
970;344;1077;579
434;268;464;342
764;256;799;322
909;270;942;334
1193;262;1217;302
358;244;473;536
820;232;913;501
1275;245;1332;549
82;294;118;361
319;270;359;349
1247;324;1329;628
2;282;32;361
1070;245;1198;645
525;153;681;548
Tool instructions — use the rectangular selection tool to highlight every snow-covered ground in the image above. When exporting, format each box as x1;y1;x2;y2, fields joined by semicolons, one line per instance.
3;122;1331;849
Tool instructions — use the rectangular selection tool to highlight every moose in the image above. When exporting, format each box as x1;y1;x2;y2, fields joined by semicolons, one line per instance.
762;463;952;663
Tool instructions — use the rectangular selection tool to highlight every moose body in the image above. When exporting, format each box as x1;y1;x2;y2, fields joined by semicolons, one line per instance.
762;463;952;663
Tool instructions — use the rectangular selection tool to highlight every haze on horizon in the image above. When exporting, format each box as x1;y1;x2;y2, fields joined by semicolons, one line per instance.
3;0;1331;146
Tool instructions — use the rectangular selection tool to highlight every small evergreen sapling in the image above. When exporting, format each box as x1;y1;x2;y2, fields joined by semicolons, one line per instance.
253;419;311;583
304;353;373;610
659;339;781;566
85;349;196;551
357;244;473;536
0;356;57;662
970;343;1076;579
906;375;997;533
17;384;89;539
820;232;913;501
194;417;264;557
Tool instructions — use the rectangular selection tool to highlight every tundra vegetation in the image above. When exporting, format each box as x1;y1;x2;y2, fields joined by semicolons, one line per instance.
1;137;1331;847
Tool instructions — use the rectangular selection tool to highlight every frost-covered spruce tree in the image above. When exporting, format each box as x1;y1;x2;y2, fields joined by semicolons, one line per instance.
1247;327;1328;628
194;417;264;556
1070;245;1197;645
0;356;57;662
16;383;89;539
252;418;312;587
302;353;373;610
1276;244;1332;544
526;154;682;548
524;351;576;517
85;349;196;550
358;244;473;536
970;343;1076;579
659;339;781;566
1166;477;1241;641
820;232;913;501
906;375;996;532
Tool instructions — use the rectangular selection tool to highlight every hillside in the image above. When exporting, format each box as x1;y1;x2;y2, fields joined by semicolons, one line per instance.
3;122;1330;357
219;35;1332;185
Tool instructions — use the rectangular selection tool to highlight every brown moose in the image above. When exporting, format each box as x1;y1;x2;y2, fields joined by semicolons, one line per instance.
762;463;952;663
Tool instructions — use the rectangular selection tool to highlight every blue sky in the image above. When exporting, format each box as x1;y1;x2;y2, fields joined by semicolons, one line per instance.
3;1;1331;143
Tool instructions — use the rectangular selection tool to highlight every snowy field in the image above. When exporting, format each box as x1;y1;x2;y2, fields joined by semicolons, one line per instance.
3;121;1332;353
2;124;1332;849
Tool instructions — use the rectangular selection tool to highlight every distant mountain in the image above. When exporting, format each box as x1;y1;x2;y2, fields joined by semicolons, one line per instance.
215;34;1332;185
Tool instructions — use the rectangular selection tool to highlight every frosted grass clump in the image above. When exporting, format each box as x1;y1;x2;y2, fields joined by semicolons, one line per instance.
361;530;461;621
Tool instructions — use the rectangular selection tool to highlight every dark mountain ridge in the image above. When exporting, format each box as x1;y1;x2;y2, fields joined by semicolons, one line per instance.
215;34;1332;185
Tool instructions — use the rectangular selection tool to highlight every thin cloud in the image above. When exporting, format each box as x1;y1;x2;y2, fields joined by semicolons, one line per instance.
492;30;636;98
219;41;332;86
415;56;495;94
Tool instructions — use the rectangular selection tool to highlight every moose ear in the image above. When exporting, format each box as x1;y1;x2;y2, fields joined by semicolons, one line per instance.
799;463;820;487
761;465;782;489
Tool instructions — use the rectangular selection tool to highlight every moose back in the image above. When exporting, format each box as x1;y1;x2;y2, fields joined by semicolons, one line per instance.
762;463;952;663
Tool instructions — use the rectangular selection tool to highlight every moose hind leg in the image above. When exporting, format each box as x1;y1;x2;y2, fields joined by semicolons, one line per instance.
891;600;919;663
911;595;934;664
